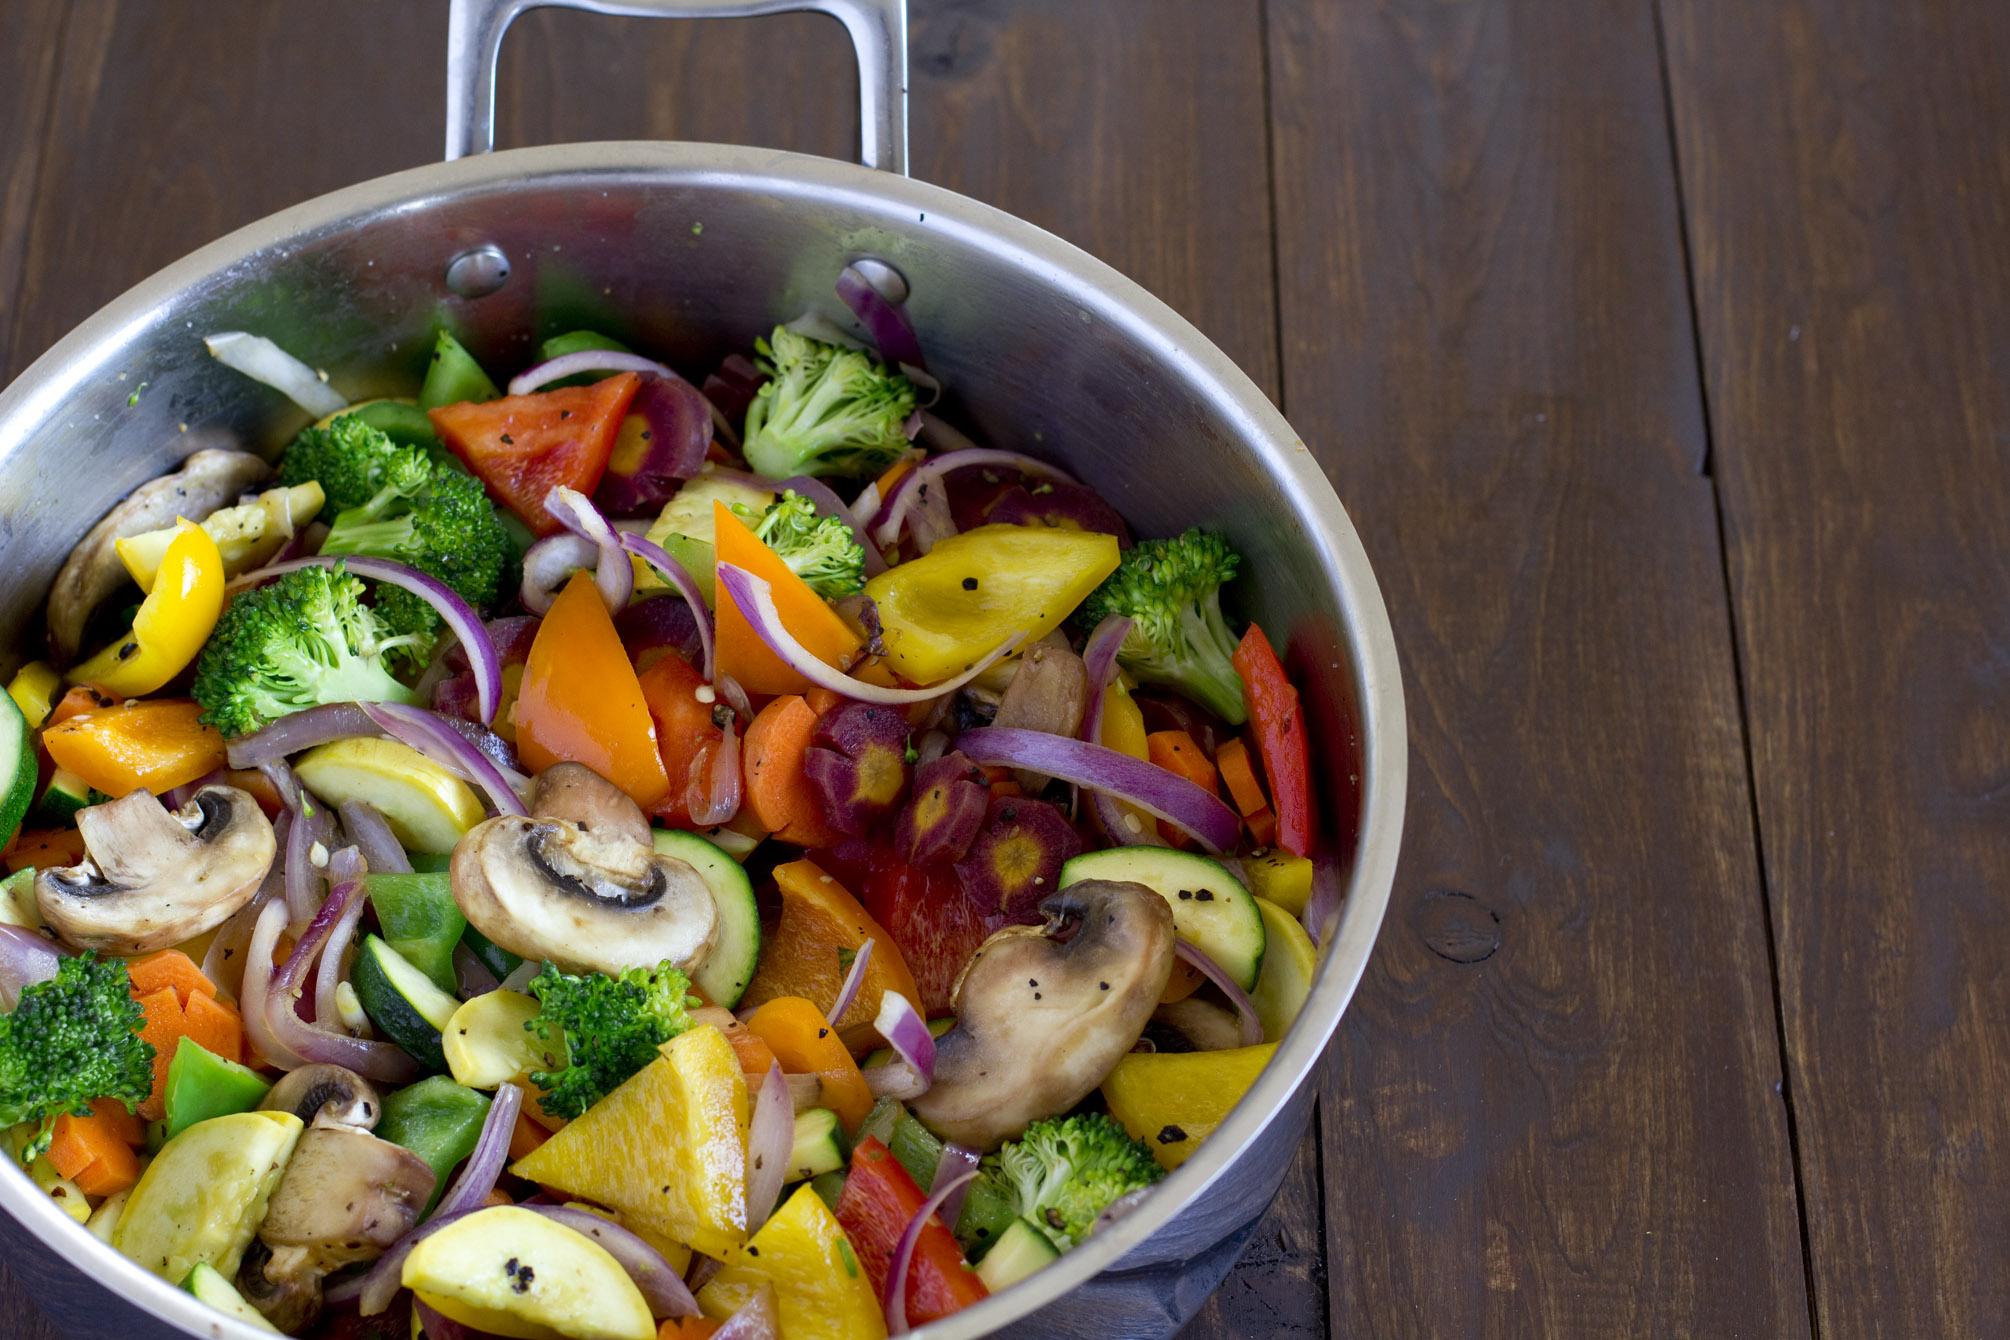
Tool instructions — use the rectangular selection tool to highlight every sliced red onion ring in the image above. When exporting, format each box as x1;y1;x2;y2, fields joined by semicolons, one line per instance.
0;926;62;1011
745;1064;792;1235
314;850;372;1029
344;1207;474;1315
258;859;420;1081
872;442;1078;550
874;991;936;1087
782;474;887;577
884;1165;979;1334
227;703;380;768
828;937;875;1025
411;1298;486;1340
837;264;928;374
712;1284;781;1340
719;565;1024;705
1172;940;1263;1047
544;486;634;613
433;1081;523;1223
241;900;307;1071
622;533;716;683
521;532;599;615
525;1204;700;1318
1303;849;1345;947
929;1142;980;1230
284;788;335;925
685;714;742;828
954;727;1241;854
339;799;410;875
362;702;529;817
717;673;755;724
228;555;501;725
204;331;348;418
509;349;677;397
1077;616;1164;850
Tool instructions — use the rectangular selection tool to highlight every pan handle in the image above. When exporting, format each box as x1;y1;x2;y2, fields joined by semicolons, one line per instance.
444;0;908;174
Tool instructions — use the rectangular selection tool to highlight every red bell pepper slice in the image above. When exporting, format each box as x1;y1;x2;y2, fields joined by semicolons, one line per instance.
1231;623;1315;857
428;373;641;535
834;1136;988;1325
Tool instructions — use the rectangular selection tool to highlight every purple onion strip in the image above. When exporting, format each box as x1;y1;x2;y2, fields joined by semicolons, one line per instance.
228;703;380;768
622;532;716;682
526;1204;700;1318
362;702;529;817
345;1207;476;1316
339;799;410;875
836;264;928;373
1172;939;1264;1047
432;1080;524;1222
884;1166;979;1335
508;350;679;396
828;937;874;1026
954;726;1241;853
929;1142;980;1231
745;1064;792;1236
871;441;1078;550
873;991;935;1087
712;1284;781;1340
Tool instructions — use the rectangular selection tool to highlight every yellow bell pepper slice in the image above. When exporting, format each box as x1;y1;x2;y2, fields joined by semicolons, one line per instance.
71;520;223;697
1100;1042;1277;1171
862;524;1119;686
698;1183;887;1340
6;662;62;728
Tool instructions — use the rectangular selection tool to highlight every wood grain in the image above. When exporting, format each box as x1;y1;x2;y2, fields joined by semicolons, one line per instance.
0;0;70;385
1265;0;1812;1334
1661;0;2010;1333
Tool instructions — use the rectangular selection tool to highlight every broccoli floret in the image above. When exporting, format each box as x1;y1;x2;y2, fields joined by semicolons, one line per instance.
0;955;154;1158
191;563;422;739
1078;527;1248;726
742;326;917;480
751;490;867;598
524;960;696;1120
987;1113;1165;1252
282;413;515;658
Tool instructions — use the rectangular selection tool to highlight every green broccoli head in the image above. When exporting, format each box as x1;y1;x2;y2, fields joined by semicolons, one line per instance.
742;327;918;480
989;1112;1166;1251
277;412;423;515
525;960;697;1120
752;490;867;598
0;954;154;1156
1079;527;1248;726
190;563;423;739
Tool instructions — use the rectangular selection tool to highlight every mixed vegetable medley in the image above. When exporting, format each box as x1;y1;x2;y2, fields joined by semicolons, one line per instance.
0;267;1334;1340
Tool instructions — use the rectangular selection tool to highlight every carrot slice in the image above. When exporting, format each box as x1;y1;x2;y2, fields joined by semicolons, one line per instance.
5;828;86;875
126;950;218;1010
742;696;839;848
48;1108;142;1197
130;985;186;1121
1214;738;1269;818
180;990;243;1067
712;502;860;695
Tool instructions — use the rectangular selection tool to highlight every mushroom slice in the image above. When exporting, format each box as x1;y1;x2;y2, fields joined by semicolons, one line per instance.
36;786;276;954
259;1064;382;1132
451;815;719;976
46;446;271;664
910;879;1176;1151
530;761;652;848
245;1127;435;1329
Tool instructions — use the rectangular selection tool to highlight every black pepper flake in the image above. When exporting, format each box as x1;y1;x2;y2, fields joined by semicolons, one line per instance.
1195;889;1215;901
1157;1124;1188;1145
115;642;138;661
747;1245;761;1257
1029;979;1038;987
1177;889;1193;901
1099;981;1110;991
560;409;571;418
500;433;514;444
818;1027;829;1039
1033;992;1041;1000
641;430;652;440
961;577;978;590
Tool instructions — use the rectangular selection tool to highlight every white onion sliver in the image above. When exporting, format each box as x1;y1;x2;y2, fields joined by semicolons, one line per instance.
543;486;634;613
929;1142;981;1231
718;564;1023;705
521;532;599;614
509;349;678;397
828;937;875;1026
873;991;936;1086
745;1065;792;1235
204;331;348;418
884;1166;979;1335
1172;939;1263;1047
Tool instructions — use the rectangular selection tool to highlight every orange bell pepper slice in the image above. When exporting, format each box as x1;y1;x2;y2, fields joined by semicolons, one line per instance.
741;995;874;1132
4;828;86;875
41;699;225;797
739;859;921;1052
515;572;671;808
713;502;860;695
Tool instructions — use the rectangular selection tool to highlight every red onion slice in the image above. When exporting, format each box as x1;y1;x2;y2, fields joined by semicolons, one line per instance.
339;799;410;875
412;1298;488;1340
684;714;742;828
622;533;716;683
862;1063;929;1101
953;727;1242;853
344;1206;474;1316
362;702;530;817
313;860;371;1031
227;703;380;768
454;942;501;1000
884;1165;980;1335
874;991;935;1087
712;1284;781;1340
1077;615;1164;850
432;1080;522;1224
525;1204;700;1318
782;474;887;577
837;264;928;375
1172;940;1263;1047
745;1064;792;1235
718;564;1024;704
228;555;501;726
0;926;62;1010
871;442;1079;550
241;900;307;1071
521;533;599;615
284;788;334;925
256;858;421;1082
508;349;678;397
828;937;875;1025
1303;849;1345;947
543;486;634;613
929;1142;980;1231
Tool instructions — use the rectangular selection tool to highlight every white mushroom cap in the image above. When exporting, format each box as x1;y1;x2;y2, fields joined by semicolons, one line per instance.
36;786;276;954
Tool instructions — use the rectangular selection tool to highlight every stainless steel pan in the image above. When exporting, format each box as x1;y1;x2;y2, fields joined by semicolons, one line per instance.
0;2;1404;1336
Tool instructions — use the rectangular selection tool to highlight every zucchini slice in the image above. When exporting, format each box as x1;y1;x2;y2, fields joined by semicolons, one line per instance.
1058;847;1266;990
652;829;760;1007
352;934;459;1071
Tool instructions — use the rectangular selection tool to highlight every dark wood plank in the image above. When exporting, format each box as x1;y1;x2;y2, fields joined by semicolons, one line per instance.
1265;0;1812;1334
1660;1;2010;1333
0;0;70;387
5;0;444;384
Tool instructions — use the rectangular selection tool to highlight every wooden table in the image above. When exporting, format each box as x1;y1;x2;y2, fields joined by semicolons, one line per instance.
2;0;2005;1335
